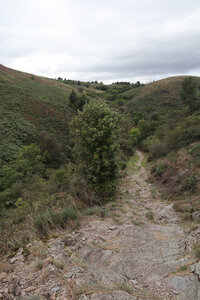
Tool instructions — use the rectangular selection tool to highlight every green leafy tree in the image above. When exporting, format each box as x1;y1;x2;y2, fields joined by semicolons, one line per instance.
181;77;197;111
129;127;141;145
0;143;45;206
70;99;120;202
15;143;45;176
69;90;77;105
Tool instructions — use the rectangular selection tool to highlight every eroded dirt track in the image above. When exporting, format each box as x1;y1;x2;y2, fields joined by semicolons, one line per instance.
1;151;200;299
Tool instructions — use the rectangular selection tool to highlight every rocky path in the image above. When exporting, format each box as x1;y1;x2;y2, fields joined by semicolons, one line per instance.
1;151;200;299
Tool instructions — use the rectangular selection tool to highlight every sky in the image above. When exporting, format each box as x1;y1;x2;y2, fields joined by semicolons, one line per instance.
1;0;200;83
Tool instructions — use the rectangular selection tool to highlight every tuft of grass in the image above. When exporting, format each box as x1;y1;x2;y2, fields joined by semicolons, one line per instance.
33;207;78;235
177;265;188;272
127;153;139;172
73;283;112;297
33;258;45;271
145;211;154;221
131;218;142;226
194;242;200;258
117;283;133;294
150;188;157;199
82;206;98;216
181;212;192;221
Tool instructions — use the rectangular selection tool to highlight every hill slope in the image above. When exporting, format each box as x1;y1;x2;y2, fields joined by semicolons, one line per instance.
0;64;97;164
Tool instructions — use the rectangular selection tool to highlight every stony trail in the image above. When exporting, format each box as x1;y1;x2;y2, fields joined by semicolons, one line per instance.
1;151;200;300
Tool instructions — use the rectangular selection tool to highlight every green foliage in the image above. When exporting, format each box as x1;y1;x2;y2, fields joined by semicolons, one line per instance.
0;111;36;163
148;137;167;158
138;119;157;138
129;127;141;145
154;162;167;177
69;90;86;111
146;211;154;221
69;90;77;104
38;131;63;168
0;144;45;207
33;207;78;235
15;143;45;176
71;99;120;202
181;77;197;111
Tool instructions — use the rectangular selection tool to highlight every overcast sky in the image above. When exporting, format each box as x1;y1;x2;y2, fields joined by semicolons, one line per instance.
1;0;200;83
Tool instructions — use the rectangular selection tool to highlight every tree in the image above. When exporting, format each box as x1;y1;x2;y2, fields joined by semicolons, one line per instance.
70;99;120;202
69;90;77;105
181;77;197;112
129;127;141;145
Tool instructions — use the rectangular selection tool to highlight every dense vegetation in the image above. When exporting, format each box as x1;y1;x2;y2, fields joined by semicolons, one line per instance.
0;64;200;255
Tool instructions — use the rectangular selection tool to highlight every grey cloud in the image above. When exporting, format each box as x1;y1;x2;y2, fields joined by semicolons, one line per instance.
1;0;200;82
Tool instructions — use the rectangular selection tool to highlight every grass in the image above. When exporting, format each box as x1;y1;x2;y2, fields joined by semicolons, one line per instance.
194;242;200;258
150;188;157;199
177;265;188;272
33;207;78;235
127;153;140;172
117;283;133;294
131;218;142;226
33;258;45;271
73;283;112;297
145;211;154;221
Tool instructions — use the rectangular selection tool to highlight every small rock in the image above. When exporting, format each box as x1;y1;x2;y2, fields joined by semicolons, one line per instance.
10;256;19;263
25;286;36;292
194;261;200;278
3;288;9;294
192;211;200;222
52;287;60;293
81;237;86;241
190;263;196;272
0;272;7;281
66;272;73;278
109;226;116;230
15;286;22;296
130;279;137;285
17;247;23;255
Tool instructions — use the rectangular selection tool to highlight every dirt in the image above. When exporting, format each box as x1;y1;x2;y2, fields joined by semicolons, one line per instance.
1;151;200;300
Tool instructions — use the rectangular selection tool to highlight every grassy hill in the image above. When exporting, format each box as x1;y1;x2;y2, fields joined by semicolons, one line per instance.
0;64;80;165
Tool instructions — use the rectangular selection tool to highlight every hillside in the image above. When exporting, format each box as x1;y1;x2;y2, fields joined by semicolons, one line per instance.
0;64;82;165
0;65;200;263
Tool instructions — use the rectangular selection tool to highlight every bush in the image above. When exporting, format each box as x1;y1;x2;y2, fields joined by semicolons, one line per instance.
155;162;168;177
148;138;167;158
70;99;120;203
0;144;45;207
129;127;141;145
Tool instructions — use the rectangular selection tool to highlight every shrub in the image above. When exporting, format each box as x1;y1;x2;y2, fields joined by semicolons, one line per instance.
182;172;198;192
155;162;167;177
146;211;154;221
70;99;120;203
15;143;45;176
129;127;141;145
148;137;167;158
